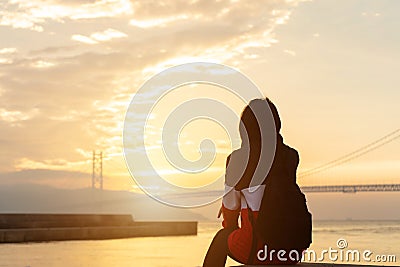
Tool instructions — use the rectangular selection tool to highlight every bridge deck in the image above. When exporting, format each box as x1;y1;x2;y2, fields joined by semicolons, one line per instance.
301;184;400;193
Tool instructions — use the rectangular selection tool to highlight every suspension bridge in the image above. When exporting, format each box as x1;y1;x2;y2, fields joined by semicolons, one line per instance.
297;128;400;193
96;128;400;194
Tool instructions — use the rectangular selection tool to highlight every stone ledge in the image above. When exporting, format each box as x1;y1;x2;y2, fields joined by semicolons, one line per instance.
234;263;386;267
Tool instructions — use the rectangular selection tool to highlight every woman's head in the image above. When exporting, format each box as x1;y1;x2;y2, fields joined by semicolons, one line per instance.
239;98;281;147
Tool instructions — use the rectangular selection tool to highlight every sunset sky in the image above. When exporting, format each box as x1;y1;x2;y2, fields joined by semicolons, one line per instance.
0;0;399;194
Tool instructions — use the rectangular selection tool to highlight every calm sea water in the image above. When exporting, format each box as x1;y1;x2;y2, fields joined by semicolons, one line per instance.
0;221;399;267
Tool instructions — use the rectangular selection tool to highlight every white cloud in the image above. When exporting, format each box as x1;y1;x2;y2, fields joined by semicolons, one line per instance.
31;60;56;68
71;29;128;44
0;48;17;54
0;11;44;32
0;108;38;123
90;28;128;41
283;49;296;56
362;12;382;17
0;58;13;64
0;48;17;65
71;34;98;44
0;0;133;31
130;14;190;28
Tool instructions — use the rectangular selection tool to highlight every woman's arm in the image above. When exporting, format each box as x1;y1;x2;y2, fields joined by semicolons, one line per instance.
221;155;241;229
221;187;240;229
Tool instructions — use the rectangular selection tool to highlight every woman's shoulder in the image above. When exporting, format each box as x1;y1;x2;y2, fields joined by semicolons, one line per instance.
283;144;299;163
284;144;300;168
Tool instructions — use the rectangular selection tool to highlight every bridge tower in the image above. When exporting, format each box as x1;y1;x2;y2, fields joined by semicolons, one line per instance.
92;150;103;190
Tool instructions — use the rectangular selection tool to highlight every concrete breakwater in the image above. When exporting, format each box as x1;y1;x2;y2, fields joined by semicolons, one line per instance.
0;214;197;243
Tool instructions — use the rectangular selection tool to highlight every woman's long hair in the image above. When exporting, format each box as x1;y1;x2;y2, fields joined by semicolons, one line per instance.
230;98;283;189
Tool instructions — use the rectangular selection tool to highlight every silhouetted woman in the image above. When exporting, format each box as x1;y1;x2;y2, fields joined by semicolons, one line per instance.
203;98;312;266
